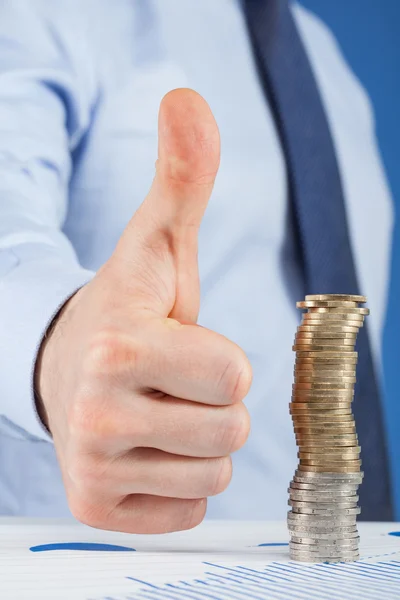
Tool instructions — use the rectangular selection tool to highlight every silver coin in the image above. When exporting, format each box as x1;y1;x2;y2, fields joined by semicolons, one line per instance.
289;553;359;563
289;492;359;503
289;542;359;555
290;548;360;558
289;499;358;509
290;541;359;552
290;535;360;545
287;510;357;522
290;507;361;516
289;482;359;492
290;534;360;544
290;546;360;557
294;470;364;481
288;525;358;536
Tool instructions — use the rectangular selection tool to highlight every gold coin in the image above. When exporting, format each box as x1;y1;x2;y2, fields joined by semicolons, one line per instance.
294;420;355;427
298;445;361;453
293;382;355;390
289;402;352;417
293;420;356;428
294;376;357;384
295;430;358;437
295;429;356;437
301;321;364;329
304;294;366;303
291;408;353;416
294;339;356;347
294;368;356;375
298;451;361;460
300;458;362;467
294;431;357;437
291;399;354;406
303;311;364;320
297;464;362;473
299;445;360;453
297;301;359;308
295;333;358;341
293;345;356;352
295;334;357;343
291;394;354;401
292;407;354;414
295;351;358;358
293;414;355;422
296;435;358;452
296;363;358;370
292;386;354;394
306;307;369;315
294;434;357;440
297;325;360;333
301;313;364;329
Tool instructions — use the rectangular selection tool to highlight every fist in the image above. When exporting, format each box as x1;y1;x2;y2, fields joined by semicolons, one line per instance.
36;89;252;534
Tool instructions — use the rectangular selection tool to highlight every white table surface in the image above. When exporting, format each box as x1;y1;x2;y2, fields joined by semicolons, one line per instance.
1;519;400;600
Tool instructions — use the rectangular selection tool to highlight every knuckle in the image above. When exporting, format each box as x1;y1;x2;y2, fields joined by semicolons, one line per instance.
68;494;106;529
207;457;232;496
218;404;251;453
67;455;102;490
68;395;110;440
217;352;253;404
84;329;140;378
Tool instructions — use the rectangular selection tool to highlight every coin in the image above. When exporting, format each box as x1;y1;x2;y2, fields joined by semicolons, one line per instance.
297;325;360;333
287;511;359;524
288;526;358;536
294;425;356;433
299;458;362;466
294;337;356;345
294;377;357;384
305;293;366;302
290;541;360;552
302;312;364;320
293;382;355;390
289;482;359;492
290;538;359;548
294;470;363;479
298;450;360;460
291;408;353;416
290;506;361;516
298;446;360;454
291;403;354;410
296;357;358;365
297;301;359;308
289;492;360;503
297;465;361;473
295;351;358;358
293;345;358;353
293;414;355;421
288;553;359;563
287;513;359;525
306;307;369;315
292;388;355;395
295;439;359;447
295;331;358;339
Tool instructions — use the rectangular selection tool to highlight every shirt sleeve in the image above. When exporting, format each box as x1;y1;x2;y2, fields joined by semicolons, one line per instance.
0;1;96;441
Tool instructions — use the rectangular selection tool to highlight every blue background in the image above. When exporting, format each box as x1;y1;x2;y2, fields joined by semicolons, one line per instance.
301;0;400;518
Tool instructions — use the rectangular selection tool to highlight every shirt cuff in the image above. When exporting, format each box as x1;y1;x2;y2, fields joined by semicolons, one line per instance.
0;248;94;441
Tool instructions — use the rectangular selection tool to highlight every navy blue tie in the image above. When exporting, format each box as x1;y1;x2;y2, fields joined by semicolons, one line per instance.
242;0;393;520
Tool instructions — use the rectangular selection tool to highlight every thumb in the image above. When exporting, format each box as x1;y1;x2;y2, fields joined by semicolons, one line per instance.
113;88;220;322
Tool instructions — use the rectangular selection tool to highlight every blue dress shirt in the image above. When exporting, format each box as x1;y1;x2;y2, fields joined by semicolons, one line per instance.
0;0;394;519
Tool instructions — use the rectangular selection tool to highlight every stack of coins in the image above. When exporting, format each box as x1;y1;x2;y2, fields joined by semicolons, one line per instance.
288;294;368;563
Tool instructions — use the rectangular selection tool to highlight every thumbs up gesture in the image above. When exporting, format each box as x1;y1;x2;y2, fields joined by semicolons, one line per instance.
37;90;252;534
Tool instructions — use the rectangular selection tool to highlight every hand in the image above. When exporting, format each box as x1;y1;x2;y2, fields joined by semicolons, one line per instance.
36;89;252;534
